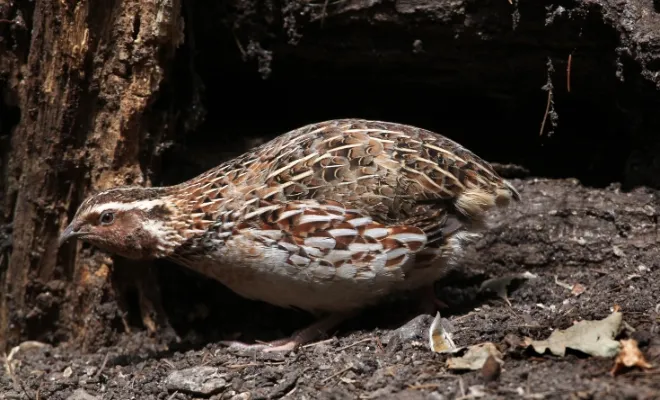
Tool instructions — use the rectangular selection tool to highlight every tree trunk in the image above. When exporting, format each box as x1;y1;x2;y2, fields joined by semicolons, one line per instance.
0;0;184;351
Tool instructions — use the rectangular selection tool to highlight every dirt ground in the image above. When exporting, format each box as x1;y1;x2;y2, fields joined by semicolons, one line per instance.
1;178;659;399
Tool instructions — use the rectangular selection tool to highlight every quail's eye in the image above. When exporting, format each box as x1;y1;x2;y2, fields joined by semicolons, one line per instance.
99;211;115;225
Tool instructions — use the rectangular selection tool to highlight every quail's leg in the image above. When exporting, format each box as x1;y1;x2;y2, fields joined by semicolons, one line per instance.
418;284;449;315
220;312;353;353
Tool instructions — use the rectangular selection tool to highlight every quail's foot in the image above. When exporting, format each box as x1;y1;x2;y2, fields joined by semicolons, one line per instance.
219;312;353;353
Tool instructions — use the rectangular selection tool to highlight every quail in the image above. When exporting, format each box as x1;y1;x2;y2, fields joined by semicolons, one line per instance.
59;119;520;352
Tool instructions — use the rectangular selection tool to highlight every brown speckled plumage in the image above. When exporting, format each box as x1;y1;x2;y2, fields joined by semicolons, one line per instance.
59;119;520;351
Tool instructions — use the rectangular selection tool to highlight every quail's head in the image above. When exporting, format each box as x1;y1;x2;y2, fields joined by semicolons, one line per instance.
58;187;185;259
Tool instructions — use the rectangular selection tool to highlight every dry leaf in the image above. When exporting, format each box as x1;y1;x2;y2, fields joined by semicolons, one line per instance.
610;339;653;376
447;343;503;371
524;311;622;358
429;312;460;353
480;355;501;382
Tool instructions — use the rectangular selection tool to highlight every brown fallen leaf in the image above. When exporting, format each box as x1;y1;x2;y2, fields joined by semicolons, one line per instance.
524;311;623;358
480;354;501;382
610;339;653;376
428;312;460;354
447;342;503;371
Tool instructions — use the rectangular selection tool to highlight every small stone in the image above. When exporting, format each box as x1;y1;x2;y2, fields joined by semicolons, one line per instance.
63;366;73;378
66;389;100;400
230;393;252;400
381;314;434;344
166;366;228;395
612;246;625;257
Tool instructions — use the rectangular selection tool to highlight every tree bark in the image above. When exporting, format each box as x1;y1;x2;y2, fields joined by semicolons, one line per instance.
0;0;183;351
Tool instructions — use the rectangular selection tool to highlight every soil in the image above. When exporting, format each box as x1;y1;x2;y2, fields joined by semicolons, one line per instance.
2;178;659;400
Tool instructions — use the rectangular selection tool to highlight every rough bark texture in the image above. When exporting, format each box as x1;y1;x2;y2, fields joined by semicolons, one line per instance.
0;0;184;351
0;0;660;379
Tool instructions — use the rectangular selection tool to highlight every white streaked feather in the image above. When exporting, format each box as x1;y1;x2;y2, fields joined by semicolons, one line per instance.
348;242;383;253
385;247;409;260
298;213;343;225
88;200;165;214
346;217;372;227
324;249;353;264
300;246;324;258
389;232;428;245
243;204;281;220
289;254;310;266
363;227;389;239
277;208;305;221
277;241;299;253
336;264;357;279
304;236;337;249
255;230;284;240
327;228;357;237
321;204;348;214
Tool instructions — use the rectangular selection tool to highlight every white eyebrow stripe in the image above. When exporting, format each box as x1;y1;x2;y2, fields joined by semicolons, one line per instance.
88;200;165;214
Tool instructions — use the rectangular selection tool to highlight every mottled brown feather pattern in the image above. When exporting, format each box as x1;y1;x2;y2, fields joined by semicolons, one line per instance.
168;119;517;230
63;119;520;313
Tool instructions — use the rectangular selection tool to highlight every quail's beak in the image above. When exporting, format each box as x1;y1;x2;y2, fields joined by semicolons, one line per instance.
58;222;83;247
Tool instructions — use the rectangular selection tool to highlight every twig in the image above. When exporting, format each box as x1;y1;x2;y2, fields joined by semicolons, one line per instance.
200;351;212;367
539;87;552;137
374;336;384;352
336;337;377;352
167;390;179;400
407;383;443;390
3;341;46;400
567;53;572;92
232;30;246;58
93;352;110;379
554;275;573;291
283;386;298;398
320;0;330;26
4;351;22;393
301;338;335;348
227;361;285;369
228;362;262;369
3;352;34;400
321;363;354;384
224;361;285;369
458;377;466;398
